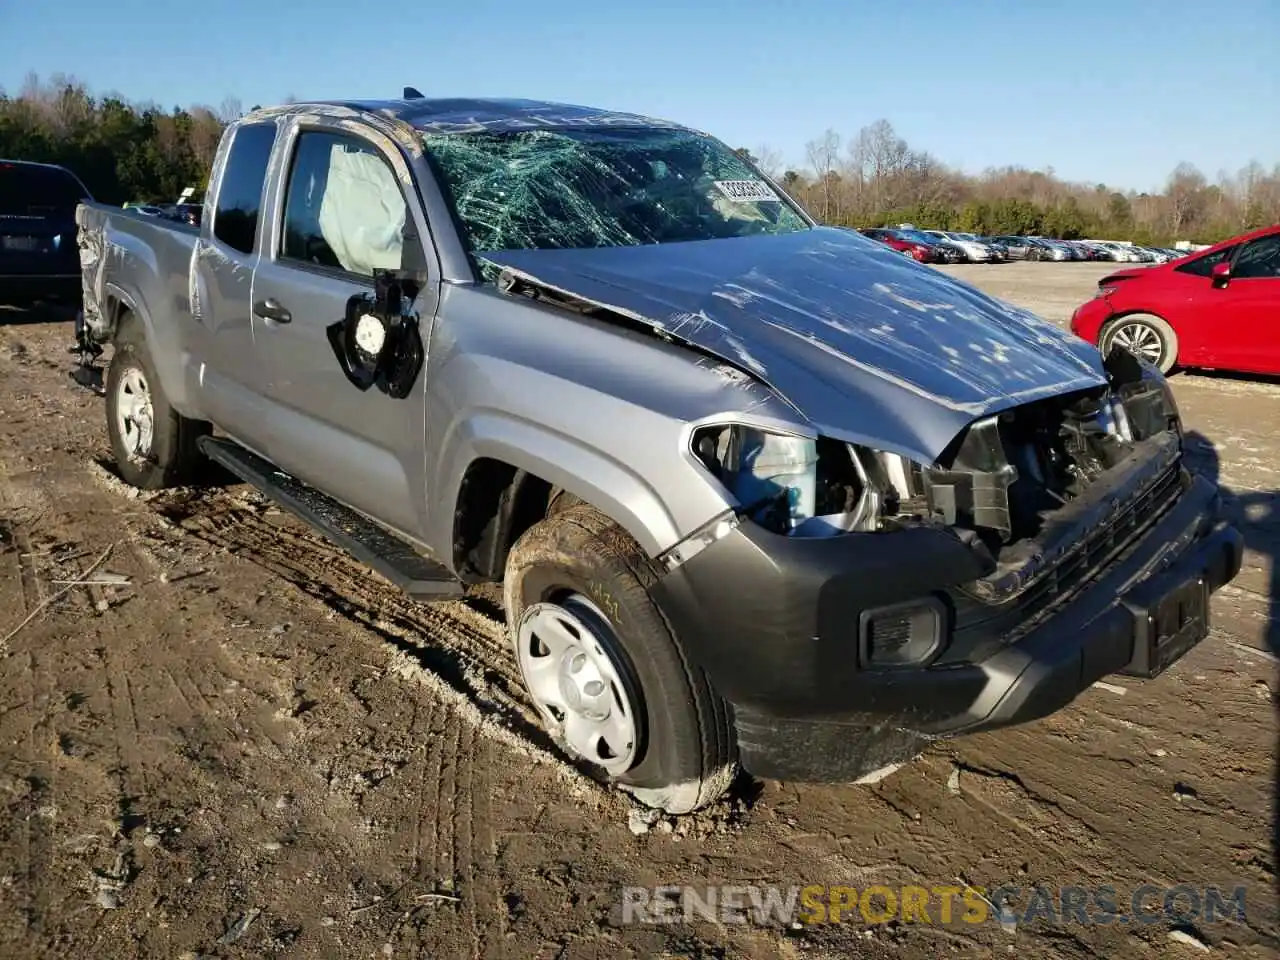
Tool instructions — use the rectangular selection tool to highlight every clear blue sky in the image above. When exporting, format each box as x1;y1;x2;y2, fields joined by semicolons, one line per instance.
2;0;1276;193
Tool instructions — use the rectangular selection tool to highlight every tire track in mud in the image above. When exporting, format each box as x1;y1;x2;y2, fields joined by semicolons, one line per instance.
0;460;46;629
146;487;579;956
146;485;609;804
155;492;524;688
0;462;56;938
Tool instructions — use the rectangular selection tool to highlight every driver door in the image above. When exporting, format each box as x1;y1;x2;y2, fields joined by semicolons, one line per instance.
248;121;440;542
1212;232;1280;373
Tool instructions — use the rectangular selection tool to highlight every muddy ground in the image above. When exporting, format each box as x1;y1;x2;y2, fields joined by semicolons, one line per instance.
0;262;1276;959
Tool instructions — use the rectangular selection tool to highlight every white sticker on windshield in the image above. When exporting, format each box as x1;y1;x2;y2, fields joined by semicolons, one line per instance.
712;179;781;203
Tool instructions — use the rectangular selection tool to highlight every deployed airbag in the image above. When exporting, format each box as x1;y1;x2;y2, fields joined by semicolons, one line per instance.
317;144;406;276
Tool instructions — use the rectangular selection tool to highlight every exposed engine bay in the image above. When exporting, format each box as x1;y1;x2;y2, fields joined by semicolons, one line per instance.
692;347;1182;586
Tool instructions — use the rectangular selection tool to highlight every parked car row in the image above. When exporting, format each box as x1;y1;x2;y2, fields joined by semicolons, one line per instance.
986;236;1188;264
857;227;1015;264
124;199;203;226
856;226;1192;267
856;227;967;263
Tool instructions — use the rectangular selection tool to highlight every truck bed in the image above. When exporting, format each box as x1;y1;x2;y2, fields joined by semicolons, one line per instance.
76;200;200;343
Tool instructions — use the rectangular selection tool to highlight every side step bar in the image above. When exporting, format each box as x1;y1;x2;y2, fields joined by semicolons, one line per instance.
197;436;463;601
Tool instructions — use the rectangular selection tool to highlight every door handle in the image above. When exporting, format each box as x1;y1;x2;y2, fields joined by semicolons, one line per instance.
253;298;292;324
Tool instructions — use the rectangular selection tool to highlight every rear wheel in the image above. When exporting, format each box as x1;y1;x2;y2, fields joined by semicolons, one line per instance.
1100;313;1178;373
504;503;737;814
106;318;210;489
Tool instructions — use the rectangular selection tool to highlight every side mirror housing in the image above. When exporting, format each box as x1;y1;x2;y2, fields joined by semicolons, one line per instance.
1210;261;1231;287
327;270;426;399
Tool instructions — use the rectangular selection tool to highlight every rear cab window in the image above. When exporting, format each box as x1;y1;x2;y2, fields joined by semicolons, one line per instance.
212;123;278;255
0;163;91;216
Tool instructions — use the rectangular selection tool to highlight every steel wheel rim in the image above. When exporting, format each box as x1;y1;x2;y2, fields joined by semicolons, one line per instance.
516;596;639;775
1110;322;1164;365
116;367;155;462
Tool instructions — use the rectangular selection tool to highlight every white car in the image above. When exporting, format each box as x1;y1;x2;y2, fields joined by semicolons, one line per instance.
1138;246;1179;264
921;230;995;262
1087;241;1147;263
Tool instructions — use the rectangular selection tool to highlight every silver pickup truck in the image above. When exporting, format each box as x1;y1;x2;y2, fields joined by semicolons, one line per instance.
74;94;1242;814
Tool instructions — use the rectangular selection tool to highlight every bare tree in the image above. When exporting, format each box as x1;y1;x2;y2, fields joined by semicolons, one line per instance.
753;143;784;180
188;106;224;170
216;96;243;123
805;129;841;221
1166;162;1207;237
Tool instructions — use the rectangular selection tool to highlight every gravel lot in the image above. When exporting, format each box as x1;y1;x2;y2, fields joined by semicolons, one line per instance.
0;262;1276;959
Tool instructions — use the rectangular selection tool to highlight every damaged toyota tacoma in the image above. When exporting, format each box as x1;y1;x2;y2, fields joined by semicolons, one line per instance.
74;94;1243;813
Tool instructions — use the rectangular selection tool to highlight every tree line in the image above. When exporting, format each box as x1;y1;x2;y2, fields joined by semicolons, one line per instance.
739;120;1279;245
0;73;247;205
3;73;1276;245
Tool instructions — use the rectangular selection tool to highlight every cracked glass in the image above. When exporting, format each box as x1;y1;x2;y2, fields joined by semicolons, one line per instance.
421;127;809;273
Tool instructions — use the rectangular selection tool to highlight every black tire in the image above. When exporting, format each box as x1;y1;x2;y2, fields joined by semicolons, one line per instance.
503;503;737;814
105;317;210;489
1099;313;1179;374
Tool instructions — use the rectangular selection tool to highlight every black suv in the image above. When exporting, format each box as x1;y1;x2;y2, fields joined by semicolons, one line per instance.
1;159;93;306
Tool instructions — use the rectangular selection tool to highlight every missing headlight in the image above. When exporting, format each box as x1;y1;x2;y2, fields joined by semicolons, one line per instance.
691;425;914;537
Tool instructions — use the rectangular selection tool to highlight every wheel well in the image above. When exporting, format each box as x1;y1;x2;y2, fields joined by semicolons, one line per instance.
452;458;557;583
106;296;134;340
1100;311;1175;344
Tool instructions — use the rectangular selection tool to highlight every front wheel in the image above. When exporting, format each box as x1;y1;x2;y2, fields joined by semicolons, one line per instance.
1100;313;1179;374
503;503;737;814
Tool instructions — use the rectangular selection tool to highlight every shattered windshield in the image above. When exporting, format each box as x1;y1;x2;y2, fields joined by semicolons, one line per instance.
421;127;810;267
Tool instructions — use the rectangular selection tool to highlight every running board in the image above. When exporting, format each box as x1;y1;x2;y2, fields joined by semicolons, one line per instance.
197;436;463;601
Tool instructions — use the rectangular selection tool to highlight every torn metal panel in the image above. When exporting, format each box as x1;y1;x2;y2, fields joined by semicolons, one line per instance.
75;202;106;335
483;229;1109;465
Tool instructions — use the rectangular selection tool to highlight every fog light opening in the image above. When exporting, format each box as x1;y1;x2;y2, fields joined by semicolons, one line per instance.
858;598;946;668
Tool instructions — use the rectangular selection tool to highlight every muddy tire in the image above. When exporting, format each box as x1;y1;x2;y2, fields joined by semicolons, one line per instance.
1100;313;1179;374
106;318;209;489
503;503;737;814
545;487;585;518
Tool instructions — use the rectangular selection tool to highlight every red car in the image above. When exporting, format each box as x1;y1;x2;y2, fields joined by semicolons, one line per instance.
857;227;944;263
1070;224;1280;374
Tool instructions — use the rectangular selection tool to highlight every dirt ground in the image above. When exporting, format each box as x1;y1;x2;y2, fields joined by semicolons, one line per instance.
0;262;1276;960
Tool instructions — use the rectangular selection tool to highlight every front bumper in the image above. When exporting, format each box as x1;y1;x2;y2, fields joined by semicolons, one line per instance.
1069;294;1113;343
653;464;1241;782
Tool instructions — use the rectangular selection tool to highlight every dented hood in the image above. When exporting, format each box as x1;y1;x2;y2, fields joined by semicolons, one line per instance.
483;227;1108;463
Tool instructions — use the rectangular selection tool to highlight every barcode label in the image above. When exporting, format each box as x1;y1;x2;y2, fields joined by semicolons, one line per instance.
712;180;781;203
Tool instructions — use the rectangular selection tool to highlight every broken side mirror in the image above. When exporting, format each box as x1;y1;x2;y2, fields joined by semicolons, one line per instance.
1210;261;1231;287
327;270;426;399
